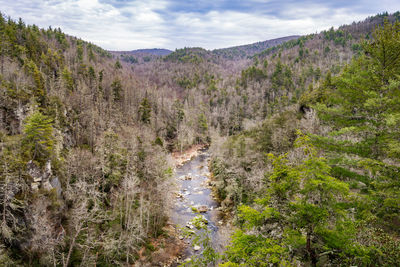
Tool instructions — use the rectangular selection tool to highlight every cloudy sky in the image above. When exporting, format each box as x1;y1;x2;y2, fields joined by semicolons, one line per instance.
1;0;399;50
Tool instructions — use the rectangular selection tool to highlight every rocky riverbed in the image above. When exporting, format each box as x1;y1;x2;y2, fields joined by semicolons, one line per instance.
169;148;230;266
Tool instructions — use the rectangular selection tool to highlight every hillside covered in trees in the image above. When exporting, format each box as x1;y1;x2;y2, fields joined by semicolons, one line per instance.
0;9;400;266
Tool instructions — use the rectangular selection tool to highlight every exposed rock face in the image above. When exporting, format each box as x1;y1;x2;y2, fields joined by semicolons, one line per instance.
27;160;61;194
27;161;43;183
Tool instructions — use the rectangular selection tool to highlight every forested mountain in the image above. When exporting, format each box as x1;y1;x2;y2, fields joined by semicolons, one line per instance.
111;48;173;64
126;48;173;56
212;35;300;59
112;36;299;65
0;9;400;266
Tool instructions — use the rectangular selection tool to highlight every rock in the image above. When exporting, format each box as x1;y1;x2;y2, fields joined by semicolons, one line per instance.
31;182;40;191
50;177;62;197
218;220;223;226
44;161;52;179
27;160;57;192
193;245;201;251
27;160;42;182
42;181;53;191
197;205;208;213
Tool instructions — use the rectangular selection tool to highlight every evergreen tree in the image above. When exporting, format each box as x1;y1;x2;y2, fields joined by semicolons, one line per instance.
222;132;350;266
139;97;151;124
22;111;54;164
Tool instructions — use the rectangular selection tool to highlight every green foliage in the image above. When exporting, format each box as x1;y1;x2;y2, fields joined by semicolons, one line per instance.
271;60;294;94
120;54;138;64
76;40;84;61
114;59;122;69
22;111;54;164
164;47;206;64
111;78;123;101
101;130;127;189
222;132;352;266
176;74;200;89
179;215;219;267
24;60;45;104
222;230;290;267
139;97;151;124
62;67;75;91
196;112;209;143
238;65;267;87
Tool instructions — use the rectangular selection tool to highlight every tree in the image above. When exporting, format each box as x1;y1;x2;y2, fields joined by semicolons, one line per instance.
22;111;54;164
312;20;400;231
221;132;350;266
114;59;122;69
288;132;349;265
139;97;151;124
111;79;122;102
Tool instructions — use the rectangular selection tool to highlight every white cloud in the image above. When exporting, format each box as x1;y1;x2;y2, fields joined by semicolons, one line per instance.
168;7;370;49
0;0;400;50
0;0;170;50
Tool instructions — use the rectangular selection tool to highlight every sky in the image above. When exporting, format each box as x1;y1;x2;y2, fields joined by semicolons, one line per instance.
1;0;400;51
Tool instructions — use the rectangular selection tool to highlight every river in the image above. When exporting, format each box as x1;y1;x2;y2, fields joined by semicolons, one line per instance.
170;149;228;266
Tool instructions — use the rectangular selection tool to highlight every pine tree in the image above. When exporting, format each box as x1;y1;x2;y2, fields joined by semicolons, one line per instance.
222;132;350;266
22;111;54;164
139;97;151;124
311;19;400;240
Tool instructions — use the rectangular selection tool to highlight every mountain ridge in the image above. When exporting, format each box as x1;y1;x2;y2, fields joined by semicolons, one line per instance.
111;35;300;62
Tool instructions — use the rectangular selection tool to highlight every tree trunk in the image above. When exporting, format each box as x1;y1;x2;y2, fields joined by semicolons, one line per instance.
64;225;82;267
306;228;317;267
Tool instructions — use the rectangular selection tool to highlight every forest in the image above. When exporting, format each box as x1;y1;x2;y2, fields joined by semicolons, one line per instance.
0;9;399;266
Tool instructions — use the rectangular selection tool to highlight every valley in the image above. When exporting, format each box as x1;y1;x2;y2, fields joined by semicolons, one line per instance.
0;9;400;267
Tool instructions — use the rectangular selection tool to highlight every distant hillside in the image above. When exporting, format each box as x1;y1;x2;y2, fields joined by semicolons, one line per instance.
122;48;173;56
111;48;172;64
110;48;173;56
212;35;300;59
115;36;300;64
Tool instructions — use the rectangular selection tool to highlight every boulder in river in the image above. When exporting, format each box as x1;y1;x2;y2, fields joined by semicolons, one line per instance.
197;205;208;213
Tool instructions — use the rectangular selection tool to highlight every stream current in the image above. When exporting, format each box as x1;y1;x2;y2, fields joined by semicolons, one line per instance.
171;149;226;264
